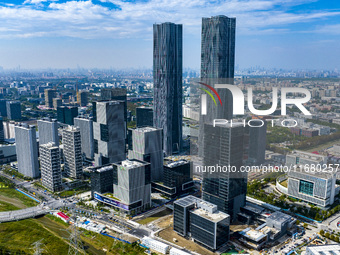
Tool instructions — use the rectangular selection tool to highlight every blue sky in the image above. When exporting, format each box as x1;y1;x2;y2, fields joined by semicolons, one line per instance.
0;0;340;70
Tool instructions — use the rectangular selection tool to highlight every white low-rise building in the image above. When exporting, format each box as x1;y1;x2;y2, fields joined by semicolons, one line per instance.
141;237;169;254
170;247;192;255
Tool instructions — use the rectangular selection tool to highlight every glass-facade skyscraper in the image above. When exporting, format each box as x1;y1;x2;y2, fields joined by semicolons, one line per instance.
199;16;248;221
153;22;182;156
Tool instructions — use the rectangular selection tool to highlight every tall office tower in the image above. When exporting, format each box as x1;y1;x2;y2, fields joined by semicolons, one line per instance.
45;89;57;108
153;22;183;156
77;90;89;107
14;124;39;178
40;142;62;192
37;118;59;146
201;15;236;80
0;117;4;142
112;159;151;214
63;126;82;179
6;101;21;120
0;99;7;117
53;98;62;110
90;164;114;198
100;88;128;148
3;121;16;139
93;101;126;166
128;127;163;181
199;16;236;157
74;117;94;160
100;88;127;123
202;122;247;221
57;106;78;125
248;119;267;165
136;107;153;128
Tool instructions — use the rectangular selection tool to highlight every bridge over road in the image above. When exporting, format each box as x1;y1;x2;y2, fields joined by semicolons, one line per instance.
0;200;66;223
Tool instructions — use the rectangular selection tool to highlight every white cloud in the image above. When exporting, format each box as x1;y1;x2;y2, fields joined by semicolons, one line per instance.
0;0;339;39
23;0;58;5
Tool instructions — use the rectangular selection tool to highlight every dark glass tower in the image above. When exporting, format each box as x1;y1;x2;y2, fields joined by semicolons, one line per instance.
202;123;248;221
201;15;236;80
153;22;182;156
199;16;247;221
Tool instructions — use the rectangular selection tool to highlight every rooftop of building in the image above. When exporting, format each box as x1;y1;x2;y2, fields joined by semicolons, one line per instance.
242;203;265;215
307;244;340;254
40;142;58;149
191;207;229;223
164;159;189;168
38;118;58;123
287;166;335;180
267;211;294;224
92;164;113;173
64;125;80;132
174;195;229;222
174;195;198;207
96;100;124;105
116;159;147;169
134;126;161;133
239;228;267;242
288;150;326;161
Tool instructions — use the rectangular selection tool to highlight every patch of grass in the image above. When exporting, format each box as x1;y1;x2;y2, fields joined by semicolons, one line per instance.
0;200;20;212
137;208;172;225
45;214;70;227
0;219;69;254
58;186;91;198
280;179;288;188
0;188;39;208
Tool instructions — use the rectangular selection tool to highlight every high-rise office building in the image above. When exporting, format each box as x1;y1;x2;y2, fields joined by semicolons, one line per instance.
74;117;94;160
57;106;78;125
202;122;248;221
112;159;151;214
14;124;39;178
100;88;127;123
45;89;57;108
201;15;236;80
153;22;183;156
199;16;236;157
93;101;126;166
6;101;21;120
0;117;4;142
0;99;7;117
77;90;89;107
40;142;62;192
248;119;267;165
53;98;62;110
128;127;163;181
37;118;59;146
63;126;82;179
136;107;153;128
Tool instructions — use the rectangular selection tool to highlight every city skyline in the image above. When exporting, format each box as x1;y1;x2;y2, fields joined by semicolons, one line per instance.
0;0;339;70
